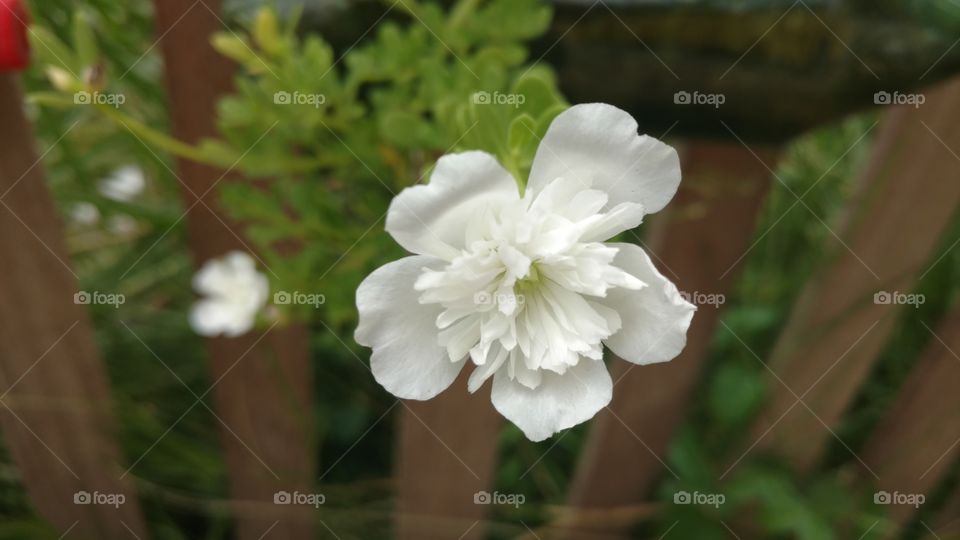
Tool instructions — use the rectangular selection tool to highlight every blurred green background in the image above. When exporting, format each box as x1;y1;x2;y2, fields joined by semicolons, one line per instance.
1;0;959;539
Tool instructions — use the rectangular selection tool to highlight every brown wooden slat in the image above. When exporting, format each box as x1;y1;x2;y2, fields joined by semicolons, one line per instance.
395;369;503;540
0;74;149;538
150;2;316;539
860;308;960;532
922;486;960;540
558;141;779;538
748;78;960;472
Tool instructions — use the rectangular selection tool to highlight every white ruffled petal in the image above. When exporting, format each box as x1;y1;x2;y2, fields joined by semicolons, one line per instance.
491;358;612;442
356;256;466;400
528;103;680;214
386;151;520;260
599;243;696;365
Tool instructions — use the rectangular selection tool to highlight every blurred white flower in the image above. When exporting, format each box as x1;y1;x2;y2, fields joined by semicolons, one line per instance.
355;103;696;441
69;202;100;226
190;251;269;338
99;165;146;202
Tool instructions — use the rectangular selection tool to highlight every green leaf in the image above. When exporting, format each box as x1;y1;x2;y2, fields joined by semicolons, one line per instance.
380;110;424;149
465;0;552;42
462;98;513;163
708;364;765;426
667;428;714;485
211;33;257;65
73;9;99;70
302;37;334;76
29;26;78;73
508;113;536;156
512;67;565;117
507;113;537;178
253;8;282;56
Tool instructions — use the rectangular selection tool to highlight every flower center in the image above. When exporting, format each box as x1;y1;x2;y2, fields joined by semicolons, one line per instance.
414;177;646;389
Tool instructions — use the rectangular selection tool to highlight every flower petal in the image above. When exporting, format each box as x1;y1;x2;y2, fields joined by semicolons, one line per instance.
386;151;520;260
491;358;612;442
528;103;680;214
599;243;696;365
355;255;466;400
189;299;252;337
578;201;646;243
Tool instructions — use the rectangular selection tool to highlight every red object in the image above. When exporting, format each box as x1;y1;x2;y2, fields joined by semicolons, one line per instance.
0;0;30;72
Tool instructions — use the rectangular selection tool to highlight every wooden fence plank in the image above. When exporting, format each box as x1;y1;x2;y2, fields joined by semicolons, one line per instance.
558;141;778;537
922;486;960;539
395;370;503;540
150;2;316;539
0;74;149;538
747;78;960;472
860;308;960;532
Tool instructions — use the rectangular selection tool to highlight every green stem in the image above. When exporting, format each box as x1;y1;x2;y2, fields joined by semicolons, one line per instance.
95;103;213;163
31;92;342;173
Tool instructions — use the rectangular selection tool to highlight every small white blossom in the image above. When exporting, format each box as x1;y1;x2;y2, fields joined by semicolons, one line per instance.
69;202;100;225
355;103;696;441
190;251;269;338
99;165;146;202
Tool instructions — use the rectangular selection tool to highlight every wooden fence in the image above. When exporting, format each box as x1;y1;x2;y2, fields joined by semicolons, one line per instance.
0;2;958;539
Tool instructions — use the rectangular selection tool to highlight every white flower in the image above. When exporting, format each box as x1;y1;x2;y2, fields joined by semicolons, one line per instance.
99;165;146;202
69;202;100;225
355;103;695;441
189;251;269;338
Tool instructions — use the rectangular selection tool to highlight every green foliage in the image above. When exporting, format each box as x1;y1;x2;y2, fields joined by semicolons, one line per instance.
648;115;925;540
17;2;960;540
708;363;765;427
200;0;566;329
659;428;884;540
